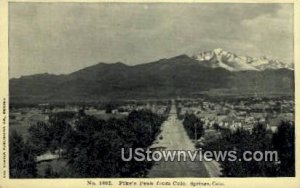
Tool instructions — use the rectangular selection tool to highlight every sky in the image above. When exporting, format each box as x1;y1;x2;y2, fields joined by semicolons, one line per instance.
9;3;293;78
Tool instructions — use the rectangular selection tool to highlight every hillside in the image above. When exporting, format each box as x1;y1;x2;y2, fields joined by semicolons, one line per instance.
10;54;294;103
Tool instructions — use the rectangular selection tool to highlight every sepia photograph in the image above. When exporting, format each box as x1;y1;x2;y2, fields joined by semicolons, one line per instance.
3;1;297;182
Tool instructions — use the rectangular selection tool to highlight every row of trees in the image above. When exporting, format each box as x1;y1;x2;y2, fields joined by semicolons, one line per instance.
10;109;166;178
202;121;295;177
182;114;205;140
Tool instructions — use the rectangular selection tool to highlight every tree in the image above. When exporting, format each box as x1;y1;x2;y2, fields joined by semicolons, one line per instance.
183;114;204;140
9;130;37;178
28;116;72;158
272;121;295;176
247;123;276;177
22;109;164;178
48;118;72;157
208;124;277;177
213;123;220;131
105;103;114;114
28;121;50;155
64;110;164;178
194;119;204;140
220;128;253;177
44;164;59;178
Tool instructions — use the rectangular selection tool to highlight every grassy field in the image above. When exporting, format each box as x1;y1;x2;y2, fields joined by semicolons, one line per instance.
9;108;128;140
85;110;127;120
10;112;48;140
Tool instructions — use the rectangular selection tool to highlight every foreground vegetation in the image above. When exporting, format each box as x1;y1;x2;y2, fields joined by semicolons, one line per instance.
10;109;166;178
201;121;295;177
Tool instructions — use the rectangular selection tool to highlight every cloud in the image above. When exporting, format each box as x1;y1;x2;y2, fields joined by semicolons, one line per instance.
240;4;293;62
9;3;293;78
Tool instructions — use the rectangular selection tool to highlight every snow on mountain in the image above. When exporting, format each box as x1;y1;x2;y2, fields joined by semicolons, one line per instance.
192;48;293;71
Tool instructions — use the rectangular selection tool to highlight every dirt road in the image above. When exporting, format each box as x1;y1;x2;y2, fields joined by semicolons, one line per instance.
147;102;214;177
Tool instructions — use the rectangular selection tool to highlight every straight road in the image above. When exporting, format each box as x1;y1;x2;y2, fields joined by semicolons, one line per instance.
147;101;217;177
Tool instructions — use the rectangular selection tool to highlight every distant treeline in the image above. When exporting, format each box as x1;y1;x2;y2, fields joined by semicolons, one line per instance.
9;109;166;178
174;96;294;106
9;100;172;110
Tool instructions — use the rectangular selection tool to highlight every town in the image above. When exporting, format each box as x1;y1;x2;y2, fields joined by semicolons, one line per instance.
9;95;294;178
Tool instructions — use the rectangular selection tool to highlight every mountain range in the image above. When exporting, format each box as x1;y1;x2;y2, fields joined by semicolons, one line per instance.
10;49;294;103
192;48;293;71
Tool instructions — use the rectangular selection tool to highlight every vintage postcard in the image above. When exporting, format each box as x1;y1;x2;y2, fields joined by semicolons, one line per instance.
0;0;299;187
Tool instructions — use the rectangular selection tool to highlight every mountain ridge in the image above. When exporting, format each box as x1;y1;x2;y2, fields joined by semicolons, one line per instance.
10;51;294;103
192;48;293;71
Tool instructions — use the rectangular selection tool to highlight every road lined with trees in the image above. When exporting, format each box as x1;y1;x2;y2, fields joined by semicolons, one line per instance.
148;102;211;177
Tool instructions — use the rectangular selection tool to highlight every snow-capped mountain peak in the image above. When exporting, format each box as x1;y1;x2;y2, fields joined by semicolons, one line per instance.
192;48;293;71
